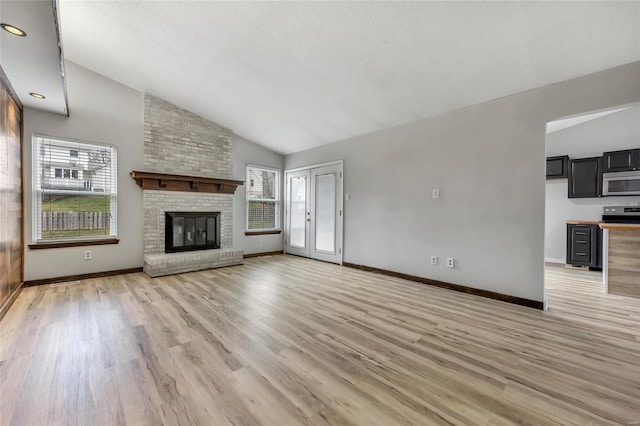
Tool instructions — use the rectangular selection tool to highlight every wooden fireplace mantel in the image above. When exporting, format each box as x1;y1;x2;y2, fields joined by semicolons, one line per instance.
130;171;244;194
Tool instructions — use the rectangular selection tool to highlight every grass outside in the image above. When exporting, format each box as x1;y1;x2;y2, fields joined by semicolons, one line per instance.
41;196;111;239
42;196;110;212
249;220;274;229
41;228;110;239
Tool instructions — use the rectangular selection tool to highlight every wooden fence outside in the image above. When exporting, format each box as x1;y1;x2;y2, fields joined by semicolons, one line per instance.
41;212;110;231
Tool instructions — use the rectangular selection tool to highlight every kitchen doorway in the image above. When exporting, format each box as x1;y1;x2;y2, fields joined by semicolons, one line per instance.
284;161;343;264
543;103;640;309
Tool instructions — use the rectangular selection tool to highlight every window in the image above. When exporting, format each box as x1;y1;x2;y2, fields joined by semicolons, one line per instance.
54;168;79;179
33;135;117;241
246;165;279;231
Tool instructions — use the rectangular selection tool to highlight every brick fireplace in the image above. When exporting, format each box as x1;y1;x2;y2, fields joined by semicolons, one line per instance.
139;94;243;277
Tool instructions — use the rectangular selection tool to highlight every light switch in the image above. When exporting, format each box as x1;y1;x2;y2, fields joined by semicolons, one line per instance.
345;193;351;201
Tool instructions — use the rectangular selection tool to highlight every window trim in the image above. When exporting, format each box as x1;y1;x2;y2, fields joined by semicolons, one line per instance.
28;238;120;250
246;164;280;233
31;134;118;244
245;230;281;236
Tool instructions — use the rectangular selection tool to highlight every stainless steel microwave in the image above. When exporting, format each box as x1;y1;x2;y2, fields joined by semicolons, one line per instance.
603;170;640;196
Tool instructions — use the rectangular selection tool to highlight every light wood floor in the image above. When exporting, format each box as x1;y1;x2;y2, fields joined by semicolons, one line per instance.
1;255;639;425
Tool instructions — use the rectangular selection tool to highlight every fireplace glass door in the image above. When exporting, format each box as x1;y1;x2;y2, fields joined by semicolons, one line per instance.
165;212;220;253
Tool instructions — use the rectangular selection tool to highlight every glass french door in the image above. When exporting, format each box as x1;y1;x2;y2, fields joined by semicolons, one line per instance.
285;162;343;264
285;170;310;257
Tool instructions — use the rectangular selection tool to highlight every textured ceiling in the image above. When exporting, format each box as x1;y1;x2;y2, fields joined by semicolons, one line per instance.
58;1;640;154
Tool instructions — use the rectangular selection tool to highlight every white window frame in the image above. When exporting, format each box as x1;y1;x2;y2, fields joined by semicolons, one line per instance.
246;164;280;232
32;134;118;242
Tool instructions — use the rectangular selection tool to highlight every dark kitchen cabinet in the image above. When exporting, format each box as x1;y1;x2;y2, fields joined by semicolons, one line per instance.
568;157;602;198
602;149;640;173
566;224;602;269
546;155;569;179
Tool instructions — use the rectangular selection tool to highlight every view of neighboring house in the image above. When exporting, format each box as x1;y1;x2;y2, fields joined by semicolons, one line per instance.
247;168;276;200
247;167;278;230
38;137;113;194
33;136;117;239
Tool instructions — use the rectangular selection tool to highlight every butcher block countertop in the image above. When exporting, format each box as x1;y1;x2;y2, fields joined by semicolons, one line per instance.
599;223;640;231
600;222;640;299
566;220;602;225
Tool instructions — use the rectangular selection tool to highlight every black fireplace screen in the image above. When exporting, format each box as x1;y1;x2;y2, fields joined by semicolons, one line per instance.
165;212;220;253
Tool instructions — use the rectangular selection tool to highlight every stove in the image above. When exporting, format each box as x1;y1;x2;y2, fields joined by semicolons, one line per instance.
602;206;640;224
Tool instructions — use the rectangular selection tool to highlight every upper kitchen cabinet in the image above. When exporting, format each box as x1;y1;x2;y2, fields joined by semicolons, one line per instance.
568;157;602;198
546;155;569;179
602;149;640;173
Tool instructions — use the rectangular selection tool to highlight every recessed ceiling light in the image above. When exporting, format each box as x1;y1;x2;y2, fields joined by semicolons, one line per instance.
1;23;27;37
29;92;46;99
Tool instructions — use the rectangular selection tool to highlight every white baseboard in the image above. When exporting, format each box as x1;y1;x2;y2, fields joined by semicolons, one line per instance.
545;257;565;264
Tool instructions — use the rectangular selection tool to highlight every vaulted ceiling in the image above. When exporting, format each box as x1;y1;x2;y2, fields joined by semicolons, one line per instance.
57;1;640;154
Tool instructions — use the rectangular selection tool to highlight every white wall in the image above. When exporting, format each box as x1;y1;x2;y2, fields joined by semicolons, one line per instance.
24;61;145;281
233;135;284;255
24;62;284;280
285;61;640;303
545;105;640;263
546;105;640;157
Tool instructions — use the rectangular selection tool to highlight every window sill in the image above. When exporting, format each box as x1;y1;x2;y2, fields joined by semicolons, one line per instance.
28;238;120;250
245;230;282;236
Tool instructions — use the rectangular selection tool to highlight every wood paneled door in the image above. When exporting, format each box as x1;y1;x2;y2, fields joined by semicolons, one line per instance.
0;66;23;318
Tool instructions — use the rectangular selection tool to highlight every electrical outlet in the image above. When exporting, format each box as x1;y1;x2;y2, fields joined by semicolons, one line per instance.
84;250;92;260
430;256;438;265
447;257;455;268
432;189;440;199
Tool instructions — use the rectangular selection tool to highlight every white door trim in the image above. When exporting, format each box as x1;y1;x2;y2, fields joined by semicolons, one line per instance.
284;160;344;264
285;160;344;174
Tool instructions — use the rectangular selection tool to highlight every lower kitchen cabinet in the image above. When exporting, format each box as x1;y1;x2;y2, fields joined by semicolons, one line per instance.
566;223;602;269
